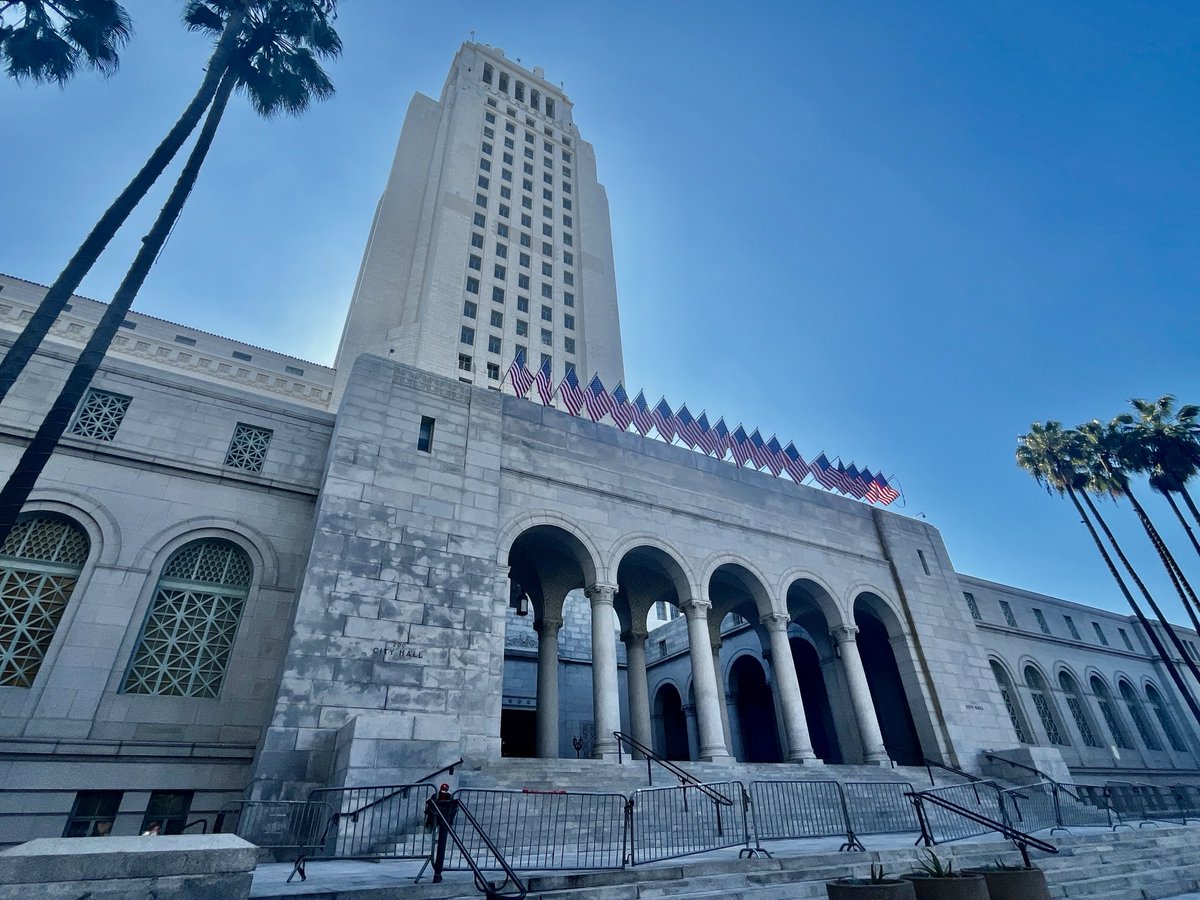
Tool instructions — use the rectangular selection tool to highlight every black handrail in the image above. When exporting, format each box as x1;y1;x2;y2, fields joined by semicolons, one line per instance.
985;753;1117;819
427;795;526;900
923;756;986;787
181;817;209;833
334;758;465;822
907;787;1059;868
613;731;732;807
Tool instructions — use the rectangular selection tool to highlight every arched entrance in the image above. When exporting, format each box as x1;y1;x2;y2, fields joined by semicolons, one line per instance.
854;598;923;765
653;683;690;760
729;655;782;762
789;635;841;763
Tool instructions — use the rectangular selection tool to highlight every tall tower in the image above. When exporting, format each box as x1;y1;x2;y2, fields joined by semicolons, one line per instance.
332;43;625;405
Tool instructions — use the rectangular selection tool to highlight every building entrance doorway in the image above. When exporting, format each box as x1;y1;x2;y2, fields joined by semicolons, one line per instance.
500;708;537;757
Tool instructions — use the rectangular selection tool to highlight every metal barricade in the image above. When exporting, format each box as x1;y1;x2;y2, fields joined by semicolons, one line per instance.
842;781;919;837
289;783;436;881
1056;784;1115;829
999;781;1059;835
216;799;330;851
628;780;748;865
1172;784;1200;821
448;789;626;871
913;781;1005;843
748;780;847;843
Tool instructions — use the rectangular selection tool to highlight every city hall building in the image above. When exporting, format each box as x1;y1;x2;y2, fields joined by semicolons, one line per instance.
0;42;1197;843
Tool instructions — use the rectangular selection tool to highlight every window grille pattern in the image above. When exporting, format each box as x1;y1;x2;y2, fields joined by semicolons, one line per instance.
964;593;980;621
1026;667;1067;745
1066;697;1102;748
1000;600;1018;628
70;389;131;441
1092;677;1133;749
1146;686;1189;753
122;540;252;698
0;517;89;687
1119;681;1162;751
223;424;272;473
1034;609;1051;635
991;661;1029;744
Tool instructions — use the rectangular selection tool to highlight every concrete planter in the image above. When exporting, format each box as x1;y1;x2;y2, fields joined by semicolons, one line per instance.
963;867;1050;900
902;874;988;900
827;878;917;900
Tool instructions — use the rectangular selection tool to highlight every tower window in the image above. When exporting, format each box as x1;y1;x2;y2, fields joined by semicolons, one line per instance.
564;314;574;330
541;305;553;321
499;72;509;93
492;286;505;304
483;63;493;85
1064;616;1081;640
515;81;525;102
488;336;501;354
999;600;1017;628
546;98;555;118
469;254;482;270
564;337;575;354
490;310;504;328
493;264;506;279
517;296;529;313
457;354;472;372
563;292;574;307
487;362;500;380
418;416;436;451
463;300;477;318
541;329;552;346
964;592;980;620
495;243;507;258
475;194;487;208
530;88;540;110
499;204;510;219
471;232;484;248
541;283;553;298
461;326;475;345
71;389;132;442
516;320;528;336
466;277;480;294
1093;622;1109;646
224;424;272;473
563;271;574;286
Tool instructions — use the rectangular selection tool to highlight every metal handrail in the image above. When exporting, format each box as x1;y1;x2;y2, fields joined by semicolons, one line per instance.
612;731;732;807
907;787;1059;867
181;817;209;833
923;756;987;787
427;795;526;900
334;758;464;822
985;753;1116;820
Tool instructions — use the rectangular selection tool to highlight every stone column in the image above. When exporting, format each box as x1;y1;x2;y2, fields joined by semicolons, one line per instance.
587;583;621;759
683;704;699;760
832;624;891;765
763;613;820;763
622;629;653;752
711;638;735;753
681;599;732;760
535;615;563;759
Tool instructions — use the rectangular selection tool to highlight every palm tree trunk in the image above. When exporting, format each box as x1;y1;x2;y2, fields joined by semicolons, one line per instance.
1181;487;1200;534
1165;491;1200;561
0;70;238;543
0;1;248;407
1124;486;1200;635
1078;490;1200;720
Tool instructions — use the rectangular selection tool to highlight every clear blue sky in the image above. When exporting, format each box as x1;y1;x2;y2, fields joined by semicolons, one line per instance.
2;1;1199;619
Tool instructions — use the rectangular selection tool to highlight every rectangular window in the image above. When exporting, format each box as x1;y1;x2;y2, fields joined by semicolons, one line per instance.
563;251;573;266
461;326;475;345
546;98;555;118
487;97;497;108
524;147;534;159
543;140;552;153
466;276;480;294
522;196;532;210
544;172;553;185
516;343;527;359
481;142;492;155
232;350;252;362
917;549;931;576
541;283;553;299
506;122;515;134
1064;615;1081;640
497;223;509;237
503;152;513;165
483;126;494;139
519;252;531;268
480;159;491;172
563;181;572;194
542;223;553;237
487;362;500;380
501;168;511;182
1000;600;1018;628
517;296;529;312
469;254;482;270
521;213;532;227
70;388;132;442
498;203;510;218
515;81;525;102
491;286;505;304
1119;628;1134;651
141;791;193;836
471;232;484;248
542;205;553;219
541;262;553;277
495;243;507;258
543;188;553;201
485;110;495;123
473;212;486;227
563;271;574;286
500;185;511;200
563;148;572;159
1187;641;1198;661
523;178;533;191
541;305;553;321
542;241;553;256
563;166;572;177
499;72;509;93
477;174;489;189
463;300;477;318
524;129;533;143
417;415;436;452
285;365;305;377
173;334;196;347
516;319;528;336
1033;608;1051;635
964;592;980;621
518;274;530;290
457;354;472;372
563;232;573;246
490;310;503;328
1093;622;1109;646
483;63;493;85
493;264;506;279
564;336;575;354
564;314;575;330
488;335;501;354
563;291;574;307
540;352;551;367
523;162;533;175
224;423;273;473
541;328;552;346
563;215;573;229
64;791;122;837
563;197;572;211
520;232;531;248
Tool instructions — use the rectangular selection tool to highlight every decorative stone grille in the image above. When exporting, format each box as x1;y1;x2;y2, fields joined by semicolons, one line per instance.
122;540;252;698
1147;689;1188;753
1032;691;1066;745
69;389;132;441
223;423;273;473
1097;698;1133;749
1119;682;1162;751
0;516;89;687
1066;697;1102;748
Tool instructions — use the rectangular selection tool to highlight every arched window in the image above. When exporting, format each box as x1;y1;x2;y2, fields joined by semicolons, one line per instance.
1058;671;1101;748
1025;666;1068;746
0;515;90;687
1090;676;1133;749
122;539;252;698
1145;684;1189;753
991;660;1032;744
1118;679;1162;751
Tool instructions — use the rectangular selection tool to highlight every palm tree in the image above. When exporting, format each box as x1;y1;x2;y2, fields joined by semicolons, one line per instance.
0;0;341;544
1017;422;1200;727
0;0;131;84
1126;396;1200;556
0;0;251;407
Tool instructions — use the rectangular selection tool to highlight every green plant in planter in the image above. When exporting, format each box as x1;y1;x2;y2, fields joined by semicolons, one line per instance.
963;857;1050;900
869;864;890;883
827;862;917;899
904;851;988;900
916;850;963;878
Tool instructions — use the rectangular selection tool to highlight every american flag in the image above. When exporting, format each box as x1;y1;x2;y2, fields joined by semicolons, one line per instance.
558;366;584;416
505;349;533;397
866;472;900;505
652;398;677;443
584;373;615;422
534;358;554;405
631;390;654;435
765;435;785;477
782;442;810;483
712;417;731;459
843;463;867;500
811;453;840;490
748;428;771;470
610;382;634;431
858;467;876;502
832;460;854;494
730;425;752;467
675;404;700;449
695;411;717;455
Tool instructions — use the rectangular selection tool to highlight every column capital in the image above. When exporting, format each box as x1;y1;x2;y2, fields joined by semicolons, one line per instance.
762;612;791;633
496;564;512;578
679;597;711;619
621;628;648;645
535;616;563;636
830;624;860;643
585;582;618;605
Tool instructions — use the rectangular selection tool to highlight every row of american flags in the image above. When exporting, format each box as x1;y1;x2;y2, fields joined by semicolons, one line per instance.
504;351;901;506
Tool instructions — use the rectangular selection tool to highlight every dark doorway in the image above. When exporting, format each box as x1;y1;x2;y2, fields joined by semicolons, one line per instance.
500;708;537;758
855;611;923;766
790;637;842;763
654;684;690;760
730;656;782;762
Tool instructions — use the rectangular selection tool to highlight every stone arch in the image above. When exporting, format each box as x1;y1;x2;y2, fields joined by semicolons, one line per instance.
776;569;841;623
699;553;774;619
990;656;1034;745
496;512;603;585
842;581;905;631
607;533;699;599
22;489;121;566
652;679;690;761
614;541;694;634
132;518;278;589
853;590;924;765
727;653;782;762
